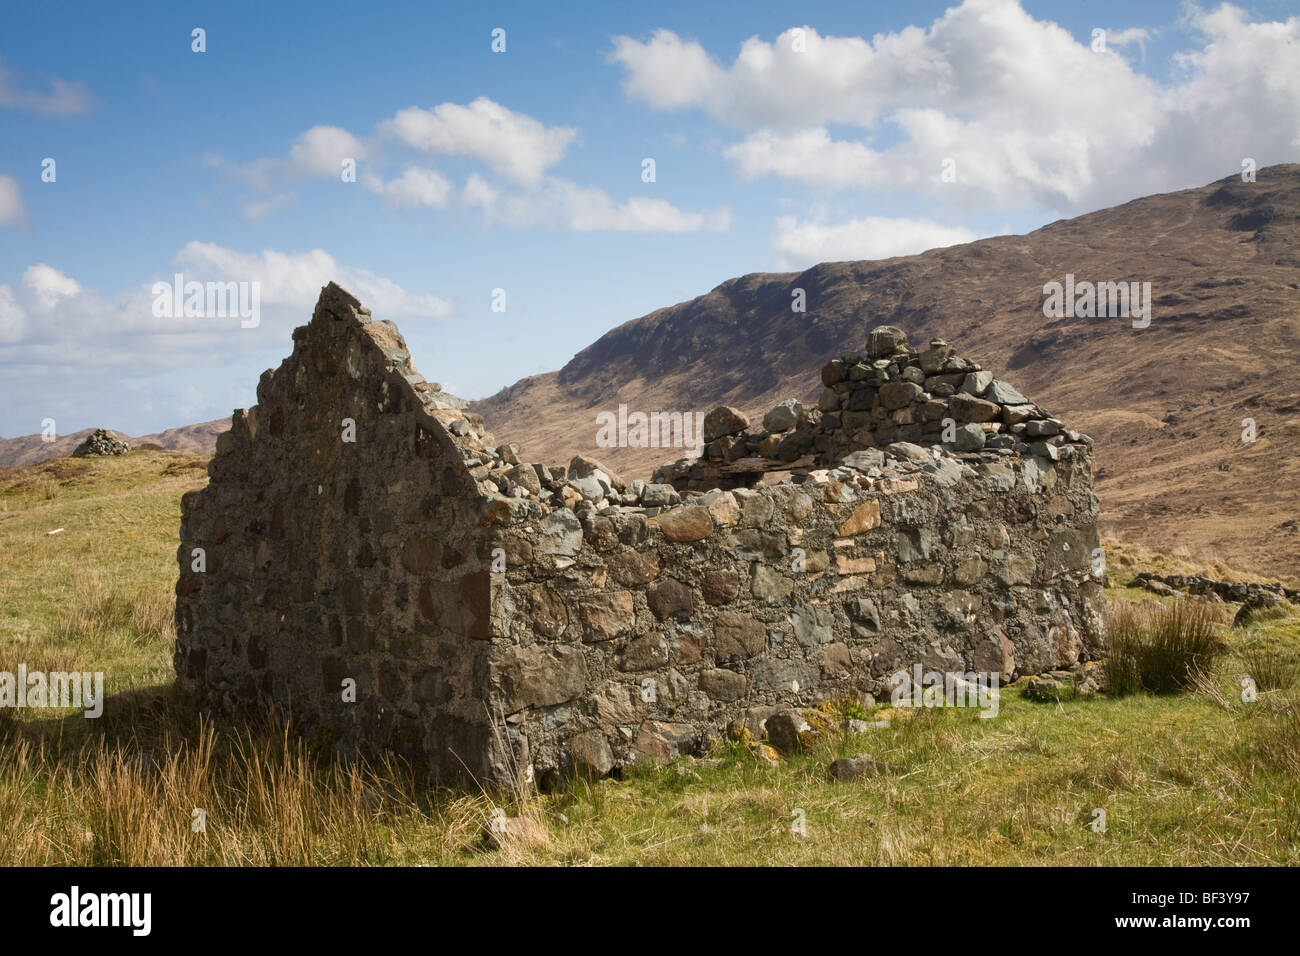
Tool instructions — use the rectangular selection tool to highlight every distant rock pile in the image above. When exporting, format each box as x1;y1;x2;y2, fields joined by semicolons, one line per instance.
72;429;129;457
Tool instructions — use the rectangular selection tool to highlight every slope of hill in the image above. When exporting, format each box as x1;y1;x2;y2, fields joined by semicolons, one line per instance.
472;165;1300;579
0;418;229;468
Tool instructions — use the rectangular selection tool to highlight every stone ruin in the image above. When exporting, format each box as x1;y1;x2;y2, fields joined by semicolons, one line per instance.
174;282;1107;788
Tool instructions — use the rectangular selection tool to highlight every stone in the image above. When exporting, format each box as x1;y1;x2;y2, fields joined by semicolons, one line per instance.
950;393;1001;423
619;634;669;671
1233;591;1285;627
537;510;583;555
698;668;748;701
701;490;740;526
657;505;714;542
763;399;805;433
867;325;908;358
1002;404;1036;426
568;730;615;778
569;455;626;492
578;591;635;641
765;710;811;754
703;406;750;443
751;564;794;603
567;474;608;503
493;646;586;712
790;603;834;646
837;500;882;535
642;483;680;507
1025;419;1061;438
960;371;993;396
634;721;696;765
986;380;1029;405
701;570;741;604
647;579;694;621
954;423;986;451
72;428;129;457
953;555;987;586
713;612;767;661
508;463;542;496
879;382;923;410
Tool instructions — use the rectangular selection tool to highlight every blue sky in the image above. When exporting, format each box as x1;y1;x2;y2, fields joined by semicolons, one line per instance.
1;0;1297;437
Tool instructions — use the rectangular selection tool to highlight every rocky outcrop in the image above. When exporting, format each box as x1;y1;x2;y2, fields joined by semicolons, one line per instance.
175;284;1107;790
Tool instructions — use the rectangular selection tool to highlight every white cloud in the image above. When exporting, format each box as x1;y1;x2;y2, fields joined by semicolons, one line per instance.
289;125;367;178
0;246;454;369
242;192;296;223
20;263;82;311
612;2;1300;213
464;176;731;232
772;215;982;270
171;242;454;318
363;165;453;208
205;97;724;232
0;59;95;115
380;97;578;185
0;175;28;229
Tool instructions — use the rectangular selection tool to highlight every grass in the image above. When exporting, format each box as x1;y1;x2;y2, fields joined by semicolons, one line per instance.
1;449;1298;865
1106;599;1226;696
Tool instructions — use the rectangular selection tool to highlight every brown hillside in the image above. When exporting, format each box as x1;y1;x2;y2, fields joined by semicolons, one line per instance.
0;418;229;468
472;165;1300;580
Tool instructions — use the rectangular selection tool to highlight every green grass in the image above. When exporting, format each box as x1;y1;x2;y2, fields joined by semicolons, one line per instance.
1;449;1298;865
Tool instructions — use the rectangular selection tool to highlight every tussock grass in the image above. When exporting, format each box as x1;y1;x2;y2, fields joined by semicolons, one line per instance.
1239;643;1300;692
1107;599;1226;696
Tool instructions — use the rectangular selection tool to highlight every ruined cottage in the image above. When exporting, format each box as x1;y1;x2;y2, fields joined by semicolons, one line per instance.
175;282;1106;788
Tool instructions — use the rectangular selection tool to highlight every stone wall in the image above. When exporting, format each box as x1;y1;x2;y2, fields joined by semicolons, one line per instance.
175;283;1107;789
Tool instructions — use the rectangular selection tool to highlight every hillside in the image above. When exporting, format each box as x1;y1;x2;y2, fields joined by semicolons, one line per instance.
0;418;228;468
472;165;1300;580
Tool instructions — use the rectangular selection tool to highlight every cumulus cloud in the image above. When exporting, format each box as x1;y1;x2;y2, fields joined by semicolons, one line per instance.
0;59;95;115
171;242;454;318
211;124;367;190
363;165;453;208
772;215;983;270
611;1;1300;213
463;176;731;232
0;175;29;229
0;246;453;369
379;97;578;185
288;125;367;178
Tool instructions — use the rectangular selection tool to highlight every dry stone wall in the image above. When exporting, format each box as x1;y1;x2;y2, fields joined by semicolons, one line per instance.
175;283;1107;789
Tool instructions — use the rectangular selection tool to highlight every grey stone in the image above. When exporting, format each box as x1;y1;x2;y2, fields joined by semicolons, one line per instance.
703;406;749;442
537;510;584;555
954;423;986;451
763;399;805;433
986;380;1029;405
